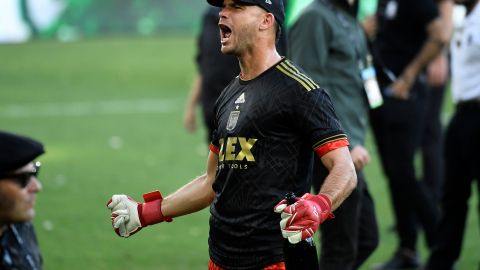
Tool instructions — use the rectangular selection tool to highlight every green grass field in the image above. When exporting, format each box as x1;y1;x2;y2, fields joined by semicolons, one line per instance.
0;36;478;270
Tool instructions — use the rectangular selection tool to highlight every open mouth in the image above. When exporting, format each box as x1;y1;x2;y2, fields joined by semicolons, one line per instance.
219;23;232;43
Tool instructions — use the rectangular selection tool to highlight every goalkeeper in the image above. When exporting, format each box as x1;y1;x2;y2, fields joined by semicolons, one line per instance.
106;0;357;269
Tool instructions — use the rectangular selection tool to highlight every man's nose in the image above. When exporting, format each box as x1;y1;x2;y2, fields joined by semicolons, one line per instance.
27;177;42;193
219;5;229;18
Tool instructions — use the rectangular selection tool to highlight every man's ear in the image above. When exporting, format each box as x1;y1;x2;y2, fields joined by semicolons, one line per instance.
259;12;275;31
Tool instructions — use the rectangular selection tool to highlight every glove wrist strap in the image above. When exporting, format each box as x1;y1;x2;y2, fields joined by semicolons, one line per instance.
138;191;173;227
305;193;334;223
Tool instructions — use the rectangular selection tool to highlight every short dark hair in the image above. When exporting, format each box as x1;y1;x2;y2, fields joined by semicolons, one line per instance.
275;22;282;44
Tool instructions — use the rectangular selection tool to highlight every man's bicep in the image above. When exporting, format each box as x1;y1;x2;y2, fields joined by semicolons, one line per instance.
318;146;352;171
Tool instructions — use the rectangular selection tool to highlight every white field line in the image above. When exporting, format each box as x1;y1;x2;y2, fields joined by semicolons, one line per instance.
0;98;181;118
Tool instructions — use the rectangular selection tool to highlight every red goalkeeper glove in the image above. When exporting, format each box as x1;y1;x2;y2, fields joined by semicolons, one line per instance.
106;190;172;237
274;193;334;244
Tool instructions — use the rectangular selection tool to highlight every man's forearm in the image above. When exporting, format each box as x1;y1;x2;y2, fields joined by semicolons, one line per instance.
319;147;357;210
319;162;357;210
161;173;215;218
161;152;217;218
186;74;203;108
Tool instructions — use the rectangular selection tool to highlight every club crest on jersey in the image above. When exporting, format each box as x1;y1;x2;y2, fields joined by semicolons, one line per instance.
226;111;240;131
235;93;245;104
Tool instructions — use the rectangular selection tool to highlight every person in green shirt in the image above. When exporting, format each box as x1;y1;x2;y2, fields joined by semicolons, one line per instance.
288;0;380;269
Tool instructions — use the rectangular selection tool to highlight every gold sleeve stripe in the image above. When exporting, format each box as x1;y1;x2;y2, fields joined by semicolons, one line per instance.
296;72;320;89
278;62;317;90
314;138;348;149
276;65;313;91
280;62;315;90
284;60;320;89
312;134;348;149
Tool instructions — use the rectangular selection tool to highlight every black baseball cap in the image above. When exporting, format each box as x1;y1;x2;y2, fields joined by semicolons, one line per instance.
0;131;45;175
207;0;285;26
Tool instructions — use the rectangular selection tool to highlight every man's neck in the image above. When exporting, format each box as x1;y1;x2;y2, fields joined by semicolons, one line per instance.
238;48;282;81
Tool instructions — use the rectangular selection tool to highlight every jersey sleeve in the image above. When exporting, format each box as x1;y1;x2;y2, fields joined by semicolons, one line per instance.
209;90;221;154
210;118;220;154
293;87;349;157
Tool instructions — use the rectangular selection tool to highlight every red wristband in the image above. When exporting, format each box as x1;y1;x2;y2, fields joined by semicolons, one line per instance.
137;191;172;227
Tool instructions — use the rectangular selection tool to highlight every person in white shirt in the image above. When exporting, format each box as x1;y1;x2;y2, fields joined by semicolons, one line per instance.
425;0;480;269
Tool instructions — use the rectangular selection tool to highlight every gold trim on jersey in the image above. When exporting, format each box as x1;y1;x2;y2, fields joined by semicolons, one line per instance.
276;65;312;90
312;134;348;149
276;61;320;91
283;60;320;89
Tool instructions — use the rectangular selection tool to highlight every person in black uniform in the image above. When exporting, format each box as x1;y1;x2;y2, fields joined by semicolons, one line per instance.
184;4;287;142
369;0;450;269
412;1;453;257
0;131;44;270
106;0;357;269
421;0;453;205
184;6;240;141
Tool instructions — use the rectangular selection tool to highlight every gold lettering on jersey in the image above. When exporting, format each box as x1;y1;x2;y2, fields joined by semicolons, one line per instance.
225;137;237;161
217;137;257;162
235;138;257;161
218;138;225;162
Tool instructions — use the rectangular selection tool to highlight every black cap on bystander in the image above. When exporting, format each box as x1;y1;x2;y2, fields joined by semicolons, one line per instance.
0;131;45;175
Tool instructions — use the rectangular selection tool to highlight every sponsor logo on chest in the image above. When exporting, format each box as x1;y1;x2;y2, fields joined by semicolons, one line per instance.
218;137;257;162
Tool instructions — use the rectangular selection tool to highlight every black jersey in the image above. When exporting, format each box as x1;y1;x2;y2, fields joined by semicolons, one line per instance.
208;58;347;269
374;0;438;76
0;223;43;270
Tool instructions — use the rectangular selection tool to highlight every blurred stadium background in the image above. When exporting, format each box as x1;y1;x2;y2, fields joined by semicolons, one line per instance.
0;0;478;269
